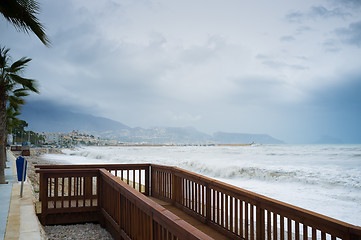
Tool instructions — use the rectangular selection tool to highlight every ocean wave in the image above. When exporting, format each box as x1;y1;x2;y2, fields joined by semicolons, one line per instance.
64;147;361;190
160;157;361;190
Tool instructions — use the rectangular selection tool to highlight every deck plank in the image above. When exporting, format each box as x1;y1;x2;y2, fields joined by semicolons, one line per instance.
148;197;230;240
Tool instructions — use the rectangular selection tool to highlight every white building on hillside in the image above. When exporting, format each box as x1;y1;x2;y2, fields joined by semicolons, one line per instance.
43;133;63;144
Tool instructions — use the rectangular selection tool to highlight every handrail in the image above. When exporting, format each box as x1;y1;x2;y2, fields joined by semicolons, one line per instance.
99;169;213;240
37;168;100;225
36;166;213;240
151;164;361;240
36;163;361;240
36;164;150;197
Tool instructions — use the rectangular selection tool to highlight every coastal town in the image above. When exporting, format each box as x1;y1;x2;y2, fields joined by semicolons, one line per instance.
8;130;118;148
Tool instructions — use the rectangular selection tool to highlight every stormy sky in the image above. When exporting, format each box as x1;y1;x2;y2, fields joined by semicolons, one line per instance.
1;0;361;143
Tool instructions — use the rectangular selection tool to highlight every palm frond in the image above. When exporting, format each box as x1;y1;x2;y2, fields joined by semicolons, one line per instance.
13;88;30;97
8;95;25;110
8;73;39;93
7;57;32;73
0;0;51;46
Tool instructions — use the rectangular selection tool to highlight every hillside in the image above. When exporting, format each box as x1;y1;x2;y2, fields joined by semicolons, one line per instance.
21;101;284;144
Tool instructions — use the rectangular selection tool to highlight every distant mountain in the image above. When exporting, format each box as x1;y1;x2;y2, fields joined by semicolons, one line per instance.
20;101;130;135
20;100;284;144
117;127;211;144
212;132;284;144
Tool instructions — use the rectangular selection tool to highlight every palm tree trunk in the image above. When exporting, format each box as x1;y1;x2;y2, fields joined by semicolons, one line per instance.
0;92;7;184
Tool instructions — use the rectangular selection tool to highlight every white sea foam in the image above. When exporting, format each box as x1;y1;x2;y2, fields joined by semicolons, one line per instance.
42;144;361;226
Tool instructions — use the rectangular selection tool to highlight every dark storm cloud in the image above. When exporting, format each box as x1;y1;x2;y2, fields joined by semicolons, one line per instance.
285;5;350;23
3;0;361;143
308;73;361;143
328;0;361;9
309;6;350;19
312;73;361;109
335;21;361;47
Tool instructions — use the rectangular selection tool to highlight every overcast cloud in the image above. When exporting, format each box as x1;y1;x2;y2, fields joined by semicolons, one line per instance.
1;0;361;143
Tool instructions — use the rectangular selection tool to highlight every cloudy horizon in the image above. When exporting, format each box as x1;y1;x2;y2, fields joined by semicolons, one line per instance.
1;0;361;143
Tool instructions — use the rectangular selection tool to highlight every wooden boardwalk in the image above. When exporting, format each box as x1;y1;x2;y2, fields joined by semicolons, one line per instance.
149;197;229;240
35;163;361;240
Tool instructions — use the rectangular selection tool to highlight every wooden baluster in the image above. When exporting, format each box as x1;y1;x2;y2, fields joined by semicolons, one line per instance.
188;179;191;209
127;169;129;185
273;212;278;240
54;178;58;208
321;232;326;240
267;211;271;240
230;196;234;233
75;177;79;208
68;177;72;207
235;198;239;235
288;219;292;240
213;190;216;223
240;200;244;238
139;169;142;192
303;225;308;240
197;183;201;214
145;167;150;196
245;202;249;239
219;192;224;227
82;177;86;208
224;194;228;232
256;205;265;240
250;204;254;240
133;169;136;189
206;185;211;223
280;215;285;240
194;182;197;211
218;191;222;226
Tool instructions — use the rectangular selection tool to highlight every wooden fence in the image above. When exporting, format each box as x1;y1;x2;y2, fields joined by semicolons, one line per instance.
36;164;361;240
36;165;212;240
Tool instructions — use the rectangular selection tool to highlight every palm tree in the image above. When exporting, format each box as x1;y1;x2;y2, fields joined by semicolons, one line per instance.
0;0;50;46
0;46;39;183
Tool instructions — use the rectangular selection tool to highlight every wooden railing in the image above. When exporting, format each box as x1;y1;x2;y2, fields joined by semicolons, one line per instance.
36;164;150;198
36;168;100;225
151;164;361;240
36;164;361;240
36;165;212;240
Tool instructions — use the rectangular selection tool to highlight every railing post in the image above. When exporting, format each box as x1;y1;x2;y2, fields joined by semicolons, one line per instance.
206;184;211;224
150;165;155;197
145;165;150;196
171;172;176;204
40;173;48;225
39;172;43;201
256;204;265;240
98;170;105;227
84;176;92;198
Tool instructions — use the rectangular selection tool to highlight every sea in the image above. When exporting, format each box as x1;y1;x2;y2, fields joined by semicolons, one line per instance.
42;144;361;227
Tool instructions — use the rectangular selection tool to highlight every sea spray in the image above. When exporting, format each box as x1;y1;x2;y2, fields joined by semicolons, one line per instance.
43;144;361;226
